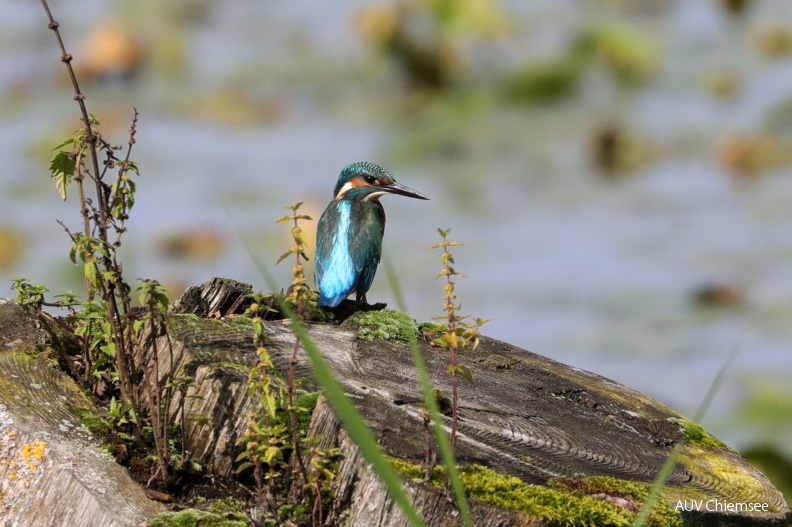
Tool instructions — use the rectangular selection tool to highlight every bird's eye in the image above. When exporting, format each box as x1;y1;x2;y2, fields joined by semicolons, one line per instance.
363;175;376;184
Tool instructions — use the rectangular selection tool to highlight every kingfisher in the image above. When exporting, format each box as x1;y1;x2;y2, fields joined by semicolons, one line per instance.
315;162;429;307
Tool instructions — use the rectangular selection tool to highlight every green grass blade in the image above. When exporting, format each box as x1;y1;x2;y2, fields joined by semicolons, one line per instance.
632;339;742;527
691;338;741;423
383;254;474;527
630;441;686;527
286;314;427;527
235;225;426;527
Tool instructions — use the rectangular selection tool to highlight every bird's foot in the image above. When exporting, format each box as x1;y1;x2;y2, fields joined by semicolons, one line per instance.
357;300;387;312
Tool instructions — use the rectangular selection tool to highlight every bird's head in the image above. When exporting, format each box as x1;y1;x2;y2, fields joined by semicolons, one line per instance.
333;162;429;202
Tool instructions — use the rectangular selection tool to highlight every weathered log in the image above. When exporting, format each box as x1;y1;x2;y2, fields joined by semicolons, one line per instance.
171;277;253;319
0;300;165;527
146;279;791;527
2;276;790;527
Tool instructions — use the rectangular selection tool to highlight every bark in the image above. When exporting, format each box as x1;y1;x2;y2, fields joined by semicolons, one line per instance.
1;277;790;527
0;300;164;527
147;279;791;527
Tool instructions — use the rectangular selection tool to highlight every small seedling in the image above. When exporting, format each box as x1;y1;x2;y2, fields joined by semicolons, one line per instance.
429;228;490;450
276;202;317;309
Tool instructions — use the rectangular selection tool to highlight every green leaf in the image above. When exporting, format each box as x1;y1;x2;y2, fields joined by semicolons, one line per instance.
382;256;473;527
275;249;293;265
54;290;78;303
111;203;123;220
456;364;474;384
264;446;282;464
68;243;78;264
51;137;77;151
431;334;450;348
50;151;75;200
235;228;429;527
101;341;117;358
84;260;99;288
155;294;169;314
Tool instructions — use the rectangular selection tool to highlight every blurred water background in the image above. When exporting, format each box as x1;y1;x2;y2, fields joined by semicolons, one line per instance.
2;0;792;483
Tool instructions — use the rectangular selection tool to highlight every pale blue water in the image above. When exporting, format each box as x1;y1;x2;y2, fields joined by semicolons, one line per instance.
2;0;792;454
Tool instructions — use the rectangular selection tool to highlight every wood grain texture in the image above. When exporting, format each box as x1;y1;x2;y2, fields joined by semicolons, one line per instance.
320;332;792;526
3;276;790;527
308;395;542;527
142;280;790;526
0;302;164;527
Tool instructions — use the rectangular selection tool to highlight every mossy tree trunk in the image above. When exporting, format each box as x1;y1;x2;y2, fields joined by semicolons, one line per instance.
0;301;165;527
152;279;790;527
1;277;790;527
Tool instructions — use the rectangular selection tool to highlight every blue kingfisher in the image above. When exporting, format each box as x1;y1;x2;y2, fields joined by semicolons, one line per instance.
315;162;429;307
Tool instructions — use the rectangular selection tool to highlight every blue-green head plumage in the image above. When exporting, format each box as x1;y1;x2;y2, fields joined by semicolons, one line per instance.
315;162;429;307
332;162;390;197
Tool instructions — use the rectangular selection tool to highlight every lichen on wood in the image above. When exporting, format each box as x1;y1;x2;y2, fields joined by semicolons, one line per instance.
2;277;790;527
0;303;165;527
141;279;790;527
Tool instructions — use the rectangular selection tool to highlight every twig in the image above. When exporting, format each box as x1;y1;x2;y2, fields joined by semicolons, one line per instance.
41;0;133;406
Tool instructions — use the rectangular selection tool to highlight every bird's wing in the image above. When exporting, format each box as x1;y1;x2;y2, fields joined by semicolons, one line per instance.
314;205;333;287
350;202;384;299
315;201;357;306
314;207;333;287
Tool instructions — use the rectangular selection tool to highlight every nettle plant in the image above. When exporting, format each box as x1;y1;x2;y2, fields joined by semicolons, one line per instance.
428;228;489;450
235;204;337;526
13;2;185;488
14;110;142;398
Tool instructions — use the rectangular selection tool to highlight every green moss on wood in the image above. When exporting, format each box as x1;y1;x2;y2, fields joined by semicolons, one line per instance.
228;316;254;327
148;509;250;527
68;405;110;436
352;310;419;342
177;316;244;336
676;444;782;513
214;361;250;373
150;497;251;527
273;391;321;434
667;417;735;452
389;459;682;527
742;445;792;504
176;313;202;328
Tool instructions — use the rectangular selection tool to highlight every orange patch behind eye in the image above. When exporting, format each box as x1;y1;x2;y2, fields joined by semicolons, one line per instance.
349;177;367;187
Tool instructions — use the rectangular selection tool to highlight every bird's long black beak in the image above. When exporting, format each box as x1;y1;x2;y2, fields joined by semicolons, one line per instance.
382;181;430;200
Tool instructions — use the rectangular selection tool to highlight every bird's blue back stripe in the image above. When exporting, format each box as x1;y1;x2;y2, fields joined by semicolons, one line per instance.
320;201;356;300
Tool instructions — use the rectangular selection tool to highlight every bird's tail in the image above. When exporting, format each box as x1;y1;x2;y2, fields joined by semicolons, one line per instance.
318;293;345;307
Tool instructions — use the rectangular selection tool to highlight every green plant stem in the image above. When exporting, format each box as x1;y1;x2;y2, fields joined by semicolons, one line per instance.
236;224;427;527
631;339;742;527
288;337;309;498
444;276;459;449
41;0;133;404
384;255;473;527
